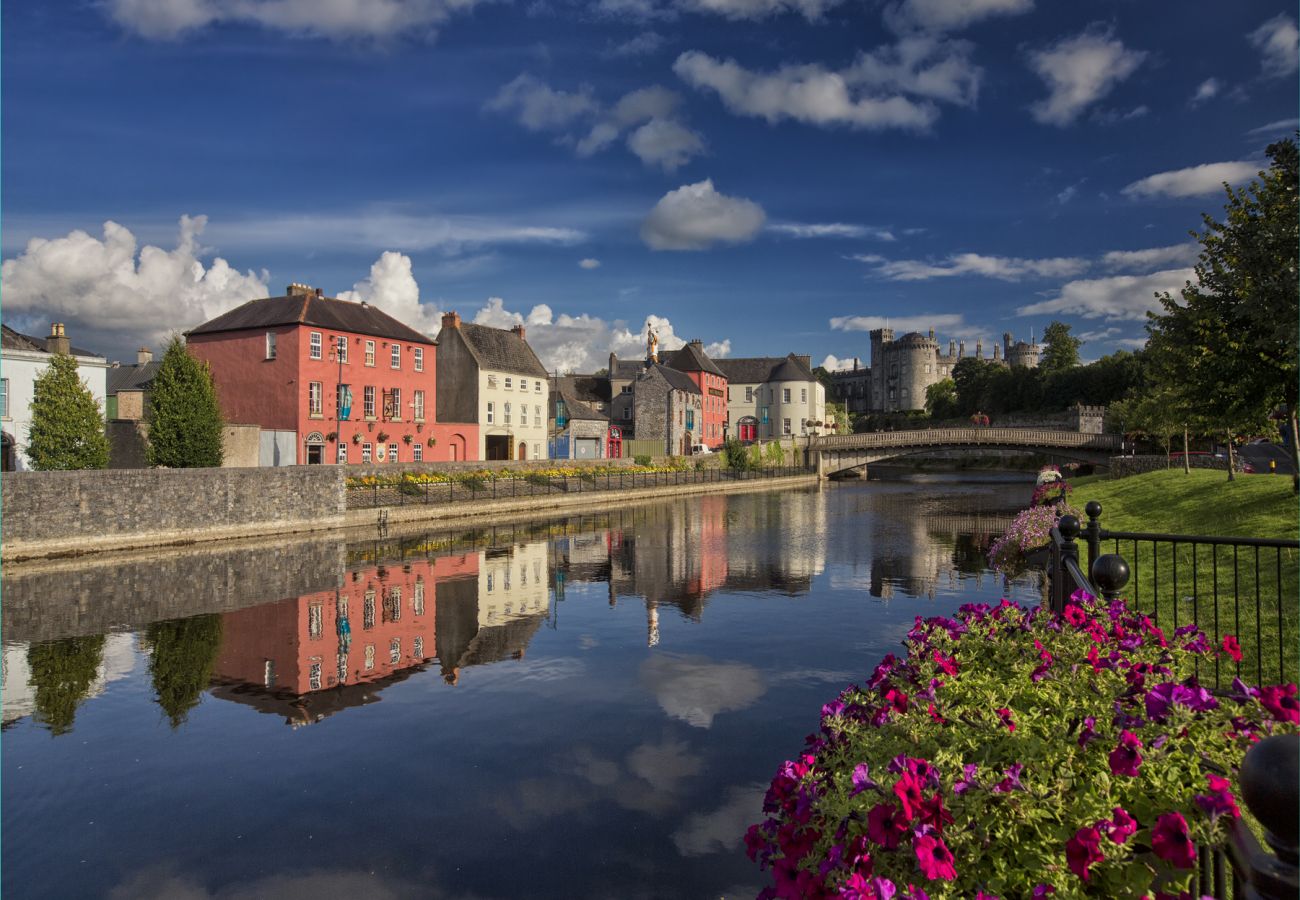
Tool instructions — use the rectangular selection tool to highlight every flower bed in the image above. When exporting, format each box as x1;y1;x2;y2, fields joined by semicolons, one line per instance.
745;592;1298;899
345;461;689;490
986;467;1077;576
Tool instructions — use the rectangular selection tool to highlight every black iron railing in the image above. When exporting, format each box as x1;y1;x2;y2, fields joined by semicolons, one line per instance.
346;465;815;510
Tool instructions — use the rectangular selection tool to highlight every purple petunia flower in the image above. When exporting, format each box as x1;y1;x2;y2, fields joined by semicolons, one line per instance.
1077;716;1097;747
1108;730;1143;777
991;763;1024;793
953;763;980;795
850;763;879;797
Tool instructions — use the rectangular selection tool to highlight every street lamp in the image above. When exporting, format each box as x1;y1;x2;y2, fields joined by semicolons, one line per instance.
330;339;351;461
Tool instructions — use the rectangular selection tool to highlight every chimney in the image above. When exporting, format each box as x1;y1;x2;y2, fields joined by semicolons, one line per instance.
853;356;859;371
46;323;70;356
689;338;703;346
958;340;966;358
976;339;984;359
928;328;935;340
948;340;956;357
286;283;314;298
511;323;526;341
441;311;461;331
608;352;617;376
315;288;323;298
796;354;811;370
993;344;1001;360
137;347;153;365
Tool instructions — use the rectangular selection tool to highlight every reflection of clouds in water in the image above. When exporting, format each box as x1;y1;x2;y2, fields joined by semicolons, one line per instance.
578;634;599;650
494;736;705;828
108;867;435;900
769;668;858;686
463;656;587;690
672;783;766;858
642;654;764;728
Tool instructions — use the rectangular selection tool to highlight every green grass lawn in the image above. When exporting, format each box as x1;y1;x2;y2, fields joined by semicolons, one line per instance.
1072;469;1298;687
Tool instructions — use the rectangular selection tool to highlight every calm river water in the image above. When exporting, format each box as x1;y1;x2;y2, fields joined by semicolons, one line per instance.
2;477;1040;900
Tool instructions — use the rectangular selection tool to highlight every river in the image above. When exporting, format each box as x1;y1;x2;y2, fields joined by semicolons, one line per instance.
2;476;1038;899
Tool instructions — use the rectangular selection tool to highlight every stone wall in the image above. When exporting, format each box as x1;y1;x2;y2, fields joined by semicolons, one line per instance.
107;420;150;468
347;455;637;479
2;466;344;559
1108;455;1236;478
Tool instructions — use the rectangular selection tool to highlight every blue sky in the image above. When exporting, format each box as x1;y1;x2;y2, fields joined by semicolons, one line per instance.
2;0;1296;372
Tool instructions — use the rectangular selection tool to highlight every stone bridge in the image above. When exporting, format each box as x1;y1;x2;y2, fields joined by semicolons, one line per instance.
808;427;1122;476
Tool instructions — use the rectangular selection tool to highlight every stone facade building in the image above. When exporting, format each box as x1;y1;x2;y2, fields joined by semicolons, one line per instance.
717;354;825;442
549;377;610;459
628;363;703;456
661;340;728;449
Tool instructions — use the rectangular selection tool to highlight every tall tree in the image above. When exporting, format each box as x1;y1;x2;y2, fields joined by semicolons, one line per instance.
1147;138;1298;488
145;615;223;728
148;337;225;468
26;353;109;470
924;378;959;419
1039;321;1082;374
27;635;106;735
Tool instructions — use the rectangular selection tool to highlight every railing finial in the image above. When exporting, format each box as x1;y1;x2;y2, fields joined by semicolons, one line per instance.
1091;553;1129;601
1238;733;1299;898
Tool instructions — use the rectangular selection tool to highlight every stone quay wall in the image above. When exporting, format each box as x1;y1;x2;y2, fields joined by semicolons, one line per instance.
1108;455;1234;478
2;467;344;561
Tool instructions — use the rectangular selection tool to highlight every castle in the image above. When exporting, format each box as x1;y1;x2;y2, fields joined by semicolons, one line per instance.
831;329;1040;414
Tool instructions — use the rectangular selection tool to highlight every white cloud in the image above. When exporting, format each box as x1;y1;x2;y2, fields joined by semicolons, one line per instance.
641;179;766;251
0;216;268;354
819;354;863;371
337;251;445;335
1248;14;1299;78
676;0;844;20
641;654;764;728
106;0;480;41
1016;267;1193;321
673;39;982;132
578;258;601;269
491;78;705;172
1028;27;1146;127
672;785;766;857
704;339;731;358
770;223;895;240
884;0;1032;33
1101;243;1199;271
1247;117;1300;137
828;312;984;338
1055;182;1080;204
1190;77;1221;105
1121;161;1260;199
855;251;1087;281
1077;326;1120;342
602;31;666;58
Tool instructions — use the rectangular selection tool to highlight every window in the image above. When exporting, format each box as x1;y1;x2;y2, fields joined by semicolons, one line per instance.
310;332;322;359
486;401;495;424
534;404;541;424
364;645;375;670
362;443;372;462
521;405;528;426
263;659;276;688
414;636;424;658
504;402;511;424
801;388;807;403
363;385;376;418
488;374;498;388
308;602;323;638
265;332;277;359
391;344;401;368
622;407;631;420
621;385;632;394
413;443;422;462
535;381;542;393
309;662;322;691
783;418;792;435
337;443;347;464
414;579;425;614
413;347;423;371
0;378;7;418
413;390;425;421
783;388;791;403
745;387;753;402
520;379;527;391
308;382;323;416
389;388;401;420
365;340;375;367
390;639;401;664
335;335;348;363
924;364;931;374
388;442;399;462
364;591;376;629
533;443;540;459
505;377;512;389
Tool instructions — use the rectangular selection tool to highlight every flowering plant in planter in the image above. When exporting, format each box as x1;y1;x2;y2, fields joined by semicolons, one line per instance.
746;592;1298;899
1036;465;1063;486
986;502;1079;575
1031;478;1073;508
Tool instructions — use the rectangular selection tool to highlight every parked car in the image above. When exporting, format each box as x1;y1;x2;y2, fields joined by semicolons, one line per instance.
691;444;713;455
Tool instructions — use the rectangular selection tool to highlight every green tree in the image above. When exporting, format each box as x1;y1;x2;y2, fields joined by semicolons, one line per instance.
1039;321;1082;374
925;379;959;419
144;615;223;728
147;337;225;468
1146;139;1298;487
26;354;109;470
824;400;850;434
722;438;753;471
27;635;106;735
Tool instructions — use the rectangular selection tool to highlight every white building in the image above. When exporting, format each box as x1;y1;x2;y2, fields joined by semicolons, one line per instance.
717;354;826;442
1;323;110;471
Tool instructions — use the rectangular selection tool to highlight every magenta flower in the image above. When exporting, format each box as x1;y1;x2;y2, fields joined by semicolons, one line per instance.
917;793;953;831
975;892;1000;899
952;763;979;795
899;885;930;900
1195;774;1240;820
1032;885;1056;898
1108;730;1143;777
1229;677;1259;701
932;650;959;677
1077;716;1097;747
1100;807;1137;844
868;877;897;900
995;708;1016;733
913;829;957;881
866;802;908;850
991;763;1024;793
1151;812;1197;869
838;872;874;899
851;763;880;797
1065;826;1104;881
892;772;925;821
1221;634;1243;662
1258;684;1300;724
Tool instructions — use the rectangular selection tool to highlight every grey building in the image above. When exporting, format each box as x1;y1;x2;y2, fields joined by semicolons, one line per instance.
628;363;702;456
550;377;610;459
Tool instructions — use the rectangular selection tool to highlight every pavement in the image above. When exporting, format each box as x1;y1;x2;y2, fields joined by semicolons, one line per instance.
1237;442;1296;476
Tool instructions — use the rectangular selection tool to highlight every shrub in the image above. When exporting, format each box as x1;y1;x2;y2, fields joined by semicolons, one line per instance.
460;475;487;492
723;440;752;471
524;472;552;487
397;481;424;496
147;337;223;468
634;454;652;467
747;593;1298;899
26;354;109;470
765;440;786;467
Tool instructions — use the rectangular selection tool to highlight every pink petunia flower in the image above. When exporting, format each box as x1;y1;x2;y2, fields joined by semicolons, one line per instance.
893;773;925;822
1151;812;1197;869
1099;807;1137;844
1258;684;1300;724
1065;826;1104;881
1220;634;1243;662
1194;773;1241;820
913;829;957;881
866;802;909;850
995;708;1016;733
1108;730;1143;777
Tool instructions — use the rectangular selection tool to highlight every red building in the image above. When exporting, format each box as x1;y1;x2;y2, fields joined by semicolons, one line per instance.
187;283;478;465
663;339;728;449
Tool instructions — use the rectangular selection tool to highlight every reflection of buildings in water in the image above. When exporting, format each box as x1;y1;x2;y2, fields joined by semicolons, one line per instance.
437;541;551;685
2;633;137;727
723;490;826;594
209;554;469;726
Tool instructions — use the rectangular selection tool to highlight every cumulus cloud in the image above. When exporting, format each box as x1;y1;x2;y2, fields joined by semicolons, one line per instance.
105;0;480;41
641;179;766;251
337;251;445;335
1248;14;1299;79
641;654;764;728
1190;77;1221;106
884;0;1033;33
1028;27;1146;126
578;258;601;269
677;0;845;19
1121;161;1261;199
1101;243;1199;271
1016;267;1193;321
602;31;667;58
674;38;981;131
853;251;1087;281
0;216;268;356
828;312;983;338
490;77;705;172
819;354;863;371
770;223;895;240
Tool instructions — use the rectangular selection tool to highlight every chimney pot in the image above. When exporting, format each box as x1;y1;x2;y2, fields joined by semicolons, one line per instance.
511;323;526;341
441;311;461;330
46;323;71;356
137;347;153;365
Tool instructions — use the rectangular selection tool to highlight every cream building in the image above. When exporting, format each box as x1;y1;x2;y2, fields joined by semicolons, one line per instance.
717;354;826;442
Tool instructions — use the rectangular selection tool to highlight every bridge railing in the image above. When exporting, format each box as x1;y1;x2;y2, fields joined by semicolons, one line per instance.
809;427;1122;451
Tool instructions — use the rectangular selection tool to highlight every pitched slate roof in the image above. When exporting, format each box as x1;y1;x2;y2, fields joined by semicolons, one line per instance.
552;383;607;422
448;322;549;378
663;341;725;377
715;353;815;384
611;358;646;379
1;324;101;358
107;361;163;394
648;363;701;394
563;375;611;405
187;293;434;345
